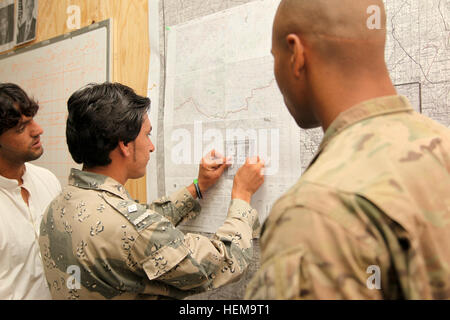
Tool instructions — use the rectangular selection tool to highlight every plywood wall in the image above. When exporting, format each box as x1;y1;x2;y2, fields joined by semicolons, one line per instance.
23;0;150;202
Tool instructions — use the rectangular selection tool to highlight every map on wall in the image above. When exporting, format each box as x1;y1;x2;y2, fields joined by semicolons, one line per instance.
164;0;301;233
155;0;449;232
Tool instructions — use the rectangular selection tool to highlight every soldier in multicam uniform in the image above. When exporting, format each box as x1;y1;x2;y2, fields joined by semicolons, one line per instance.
39;83;265;299
246;0;450;299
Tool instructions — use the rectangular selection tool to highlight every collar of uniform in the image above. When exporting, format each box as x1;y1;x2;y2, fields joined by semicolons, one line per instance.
68;168;131;200
306;95;413;170
322;95;412;152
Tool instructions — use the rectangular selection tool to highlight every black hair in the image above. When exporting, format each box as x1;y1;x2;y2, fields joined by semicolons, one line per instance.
0;83;39;136
66;82;151;168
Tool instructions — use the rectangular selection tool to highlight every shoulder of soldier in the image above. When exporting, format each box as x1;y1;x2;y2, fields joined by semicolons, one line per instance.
263;182;376;247
101;192;165;233
336;111;450;156
43;184;73;214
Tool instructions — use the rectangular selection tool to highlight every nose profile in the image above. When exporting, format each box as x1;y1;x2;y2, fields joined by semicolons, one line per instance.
149;139;155;153
31;120;44;137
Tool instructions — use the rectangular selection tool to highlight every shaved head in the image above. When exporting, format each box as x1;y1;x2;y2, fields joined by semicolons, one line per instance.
271;0;395;130
273;0;387;59
274;0;386;40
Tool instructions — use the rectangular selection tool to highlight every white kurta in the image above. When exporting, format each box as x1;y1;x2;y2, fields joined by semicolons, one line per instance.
0;163;61;300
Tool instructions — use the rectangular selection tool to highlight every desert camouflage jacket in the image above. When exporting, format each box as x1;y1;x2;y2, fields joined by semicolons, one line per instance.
246;95;450;300
39;169;258;299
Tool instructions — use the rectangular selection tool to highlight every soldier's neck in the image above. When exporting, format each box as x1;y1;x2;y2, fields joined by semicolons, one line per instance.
83;164;128;186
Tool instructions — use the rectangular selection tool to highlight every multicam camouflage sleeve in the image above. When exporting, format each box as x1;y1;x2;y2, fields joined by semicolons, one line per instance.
245;204;389;300
246;96;450;300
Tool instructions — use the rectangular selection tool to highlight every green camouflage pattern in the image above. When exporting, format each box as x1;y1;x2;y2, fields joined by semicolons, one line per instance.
246;96;450;300
39;169;259;300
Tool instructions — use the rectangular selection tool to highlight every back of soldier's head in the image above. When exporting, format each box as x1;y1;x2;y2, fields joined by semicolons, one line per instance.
66;82;150;168
274;0;387;65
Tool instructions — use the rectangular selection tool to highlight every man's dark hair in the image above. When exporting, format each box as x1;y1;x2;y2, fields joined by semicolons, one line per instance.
66;82;151;168
0;83;39;136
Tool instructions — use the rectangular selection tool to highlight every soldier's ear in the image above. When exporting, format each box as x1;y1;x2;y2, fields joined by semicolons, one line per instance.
118;141;131;158
286;33;305;78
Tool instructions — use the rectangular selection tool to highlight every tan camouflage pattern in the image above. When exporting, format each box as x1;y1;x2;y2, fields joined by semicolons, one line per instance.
246;95;450;300
39;169;259;300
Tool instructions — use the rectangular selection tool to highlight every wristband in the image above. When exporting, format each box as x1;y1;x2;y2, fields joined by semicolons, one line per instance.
193;179;203;199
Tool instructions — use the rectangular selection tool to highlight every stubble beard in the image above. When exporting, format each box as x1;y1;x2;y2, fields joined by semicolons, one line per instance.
24;146;44;162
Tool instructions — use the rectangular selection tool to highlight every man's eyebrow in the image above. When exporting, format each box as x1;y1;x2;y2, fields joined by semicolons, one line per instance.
18;119;32;127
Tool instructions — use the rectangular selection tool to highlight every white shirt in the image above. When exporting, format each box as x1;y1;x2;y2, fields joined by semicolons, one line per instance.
0;163;61;300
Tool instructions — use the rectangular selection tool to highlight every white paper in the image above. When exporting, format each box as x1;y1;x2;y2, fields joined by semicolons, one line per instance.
164;0;302;233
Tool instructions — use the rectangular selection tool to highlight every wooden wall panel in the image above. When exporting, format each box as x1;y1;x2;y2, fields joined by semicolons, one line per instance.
21;0;150;202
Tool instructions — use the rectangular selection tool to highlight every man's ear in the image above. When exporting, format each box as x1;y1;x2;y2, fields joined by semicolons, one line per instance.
118;141;131;158
286;34;305;78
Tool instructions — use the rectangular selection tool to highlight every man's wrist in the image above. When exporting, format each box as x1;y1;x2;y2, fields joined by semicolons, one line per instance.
187;184;198;199
188;180;209;200
193;179;203;199
231;190;252;203
196;179;209;194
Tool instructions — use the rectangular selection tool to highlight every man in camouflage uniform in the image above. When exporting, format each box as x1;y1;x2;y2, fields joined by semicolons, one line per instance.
39;83;265;299
246;0;450;299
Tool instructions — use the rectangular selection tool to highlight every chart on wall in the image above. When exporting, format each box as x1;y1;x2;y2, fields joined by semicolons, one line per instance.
0;20;112;186
154;0;449;232
163;0;301;233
